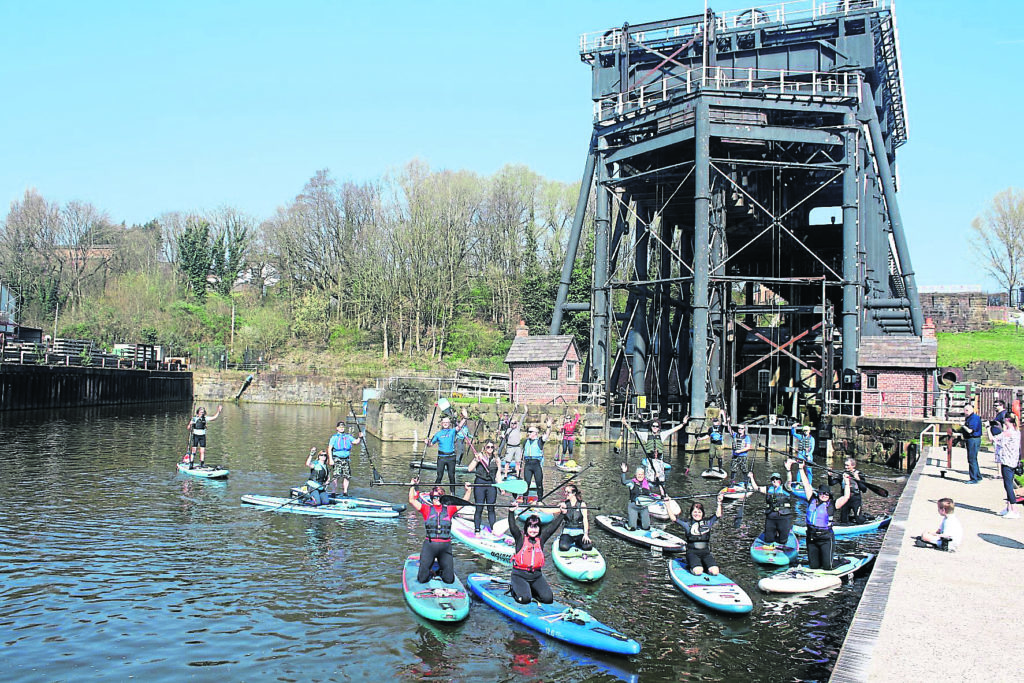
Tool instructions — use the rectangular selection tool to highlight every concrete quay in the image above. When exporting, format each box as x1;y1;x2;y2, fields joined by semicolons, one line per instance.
831;444;1023;682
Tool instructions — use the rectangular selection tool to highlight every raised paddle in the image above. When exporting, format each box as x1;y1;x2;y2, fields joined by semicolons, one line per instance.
439;494;602;511
348;401;383;485
374;479;528;495
417;401;439;471
822;466;890;498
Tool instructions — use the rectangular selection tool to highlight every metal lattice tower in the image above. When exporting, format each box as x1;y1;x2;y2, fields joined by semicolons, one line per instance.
550;0;921;422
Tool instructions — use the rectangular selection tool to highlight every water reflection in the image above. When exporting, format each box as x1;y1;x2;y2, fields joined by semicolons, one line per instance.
0;403;898;682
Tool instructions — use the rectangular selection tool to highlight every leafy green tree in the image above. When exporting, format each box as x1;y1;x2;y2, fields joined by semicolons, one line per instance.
176;217;212;301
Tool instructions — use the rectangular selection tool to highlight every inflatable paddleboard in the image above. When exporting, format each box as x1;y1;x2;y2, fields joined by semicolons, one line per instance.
402;554;470;622
668;558;753;614
636;494;670;521
749;531;800;566
409;460;470;474
554;461;583;473
721;482;753;501
700;467;728;480
552;543;607;582
758;553;875;593
450;516;515;565
793;516;891;537
466;574;640;655
595;515;685;552
240;494;402;518
177;462;229;479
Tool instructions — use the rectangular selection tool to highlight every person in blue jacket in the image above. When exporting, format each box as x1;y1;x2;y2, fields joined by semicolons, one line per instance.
795;459;851;570
328;420;364;497
425;413;467;494
791;424;816;484
961;402;983;484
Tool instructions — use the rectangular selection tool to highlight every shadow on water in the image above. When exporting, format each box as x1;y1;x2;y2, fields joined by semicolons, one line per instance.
0;402;901;682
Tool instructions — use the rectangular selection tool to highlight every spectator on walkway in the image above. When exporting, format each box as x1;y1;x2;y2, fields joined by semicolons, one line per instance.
914;498;963;551
991;413;1021;519
961;403;983;484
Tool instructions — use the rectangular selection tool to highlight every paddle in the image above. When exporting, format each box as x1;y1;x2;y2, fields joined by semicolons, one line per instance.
374;480;528;495
348;401;383;485
736;428;762;529
823;466;890;498
533;462;595;506
458;412;484;465
417;402;439;471
440;494;602;511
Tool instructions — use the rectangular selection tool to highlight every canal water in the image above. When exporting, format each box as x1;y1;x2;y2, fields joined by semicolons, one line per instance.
1;403;901;682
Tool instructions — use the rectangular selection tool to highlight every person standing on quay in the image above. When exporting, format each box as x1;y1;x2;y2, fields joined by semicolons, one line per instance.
992;413;1021;518
962;402;983;484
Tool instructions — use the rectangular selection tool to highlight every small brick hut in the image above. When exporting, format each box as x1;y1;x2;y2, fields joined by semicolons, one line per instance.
857;319;938;418
504;322;581;404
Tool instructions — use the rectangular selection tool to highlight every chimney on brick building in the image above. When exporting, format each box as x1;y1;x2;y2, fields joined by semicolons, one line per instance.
923;316;936;340
515;320;529;338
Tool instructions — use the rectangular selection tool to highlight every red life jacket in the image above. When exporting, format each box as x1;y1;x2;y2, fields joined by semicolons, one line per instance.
512;536;545;571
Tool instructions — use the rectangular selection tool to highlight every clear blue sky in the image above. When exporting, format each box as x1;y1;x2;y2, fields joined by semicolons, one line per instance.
1;1;1020;289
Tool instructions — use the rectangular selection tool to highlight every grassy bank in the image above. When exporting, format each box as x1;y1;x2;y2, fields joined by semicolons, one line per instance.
936;321;1024;367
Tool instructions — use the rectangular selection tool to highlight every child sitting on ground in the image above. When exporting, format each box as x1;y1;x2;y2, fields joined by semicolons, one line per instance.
913;497;963;552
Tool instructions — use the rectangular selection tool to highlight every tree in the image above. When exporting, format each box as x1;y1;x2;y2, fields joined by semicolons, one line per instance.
209;207;252;296
177;217;212;301
971;188;1024;304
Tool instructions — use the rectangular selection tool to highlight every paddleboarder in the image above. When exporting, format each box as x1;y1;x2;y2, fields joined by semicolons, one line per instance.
828;458;868;523
464;439;503;533
304;448;333;506
729;423;752;485
557;484;593;552
556;410;581;465
501;410;526;478
747;469;794;544
794;459;851;570
633;419;685;495
791;424;816;484
425;413;467;495
328;420;364;497
619;463;655;531
706;416;726;474
666;492;726;576
521;420;553;502
186;405;222;468
408;479;460;585
507;498;563;605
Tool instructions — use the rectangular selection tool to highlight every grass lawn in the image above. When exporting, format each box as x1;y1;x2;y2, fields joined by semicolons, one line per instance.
936;321;1024;367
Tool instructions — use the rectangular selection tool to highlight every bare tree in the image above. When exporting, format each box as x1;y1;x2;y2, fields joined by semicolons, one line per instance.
971;188;1024;303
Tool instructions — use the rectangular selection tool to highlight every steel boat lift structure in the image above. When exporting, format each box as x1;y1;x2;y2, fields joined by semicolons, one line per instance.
550;0;921;425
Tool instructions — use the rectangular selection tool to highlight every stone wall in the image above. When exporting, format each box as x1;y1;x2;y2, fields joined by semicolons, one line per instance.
919;292;990;333
193;369;369;406
830;414;925;469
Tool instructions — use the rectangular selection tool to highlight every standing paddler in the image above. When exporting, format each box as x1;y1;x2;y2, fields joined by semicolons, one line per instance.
328;420;364;497
425;412;467;495
186;405;222;468
464;438;503;534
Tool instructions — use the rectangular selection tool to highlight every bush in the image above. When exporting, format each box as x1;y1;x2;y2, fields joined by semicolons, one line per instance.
383;380;434;421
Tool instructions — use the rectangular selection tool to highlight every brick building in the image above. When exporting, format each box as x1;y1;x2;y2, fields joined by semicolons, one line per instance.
504;323;581;404
857;319;938;418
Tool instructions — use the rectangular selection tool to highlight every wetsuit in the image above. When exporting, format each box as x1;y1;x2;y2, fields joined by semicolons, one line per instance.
559;414;580;460
329;432;354;481
621;472;653;530
417;503;458;584
522;436;546;500
763;484;793;543
675;514;720;572
307;460;331;506
805;497;837;570
470;455;499;532
428;428;459;494
508;509;562;605
829;471;867;524
455;423;470;463
558;500;593;552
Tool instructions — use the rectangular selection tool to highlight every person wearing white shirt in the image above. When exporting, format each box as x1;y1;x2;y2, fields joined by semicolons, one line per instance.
915;498;963;551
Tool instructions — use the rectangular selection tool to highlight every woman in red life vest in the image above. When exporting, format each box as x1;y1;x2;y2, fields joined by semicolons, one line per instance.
408;479;461;584
507;498;563;605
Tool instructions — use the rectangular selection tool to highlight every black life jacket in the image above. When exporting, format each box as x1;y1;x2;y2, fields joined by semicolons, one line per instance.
424;505;453;541
564;501;584;530
310;461;329;485
766;485;792;515
685;518;714;549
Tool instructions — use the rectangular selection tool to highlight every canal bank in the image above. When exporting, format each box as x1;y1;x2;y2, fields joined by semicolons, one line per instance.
0;363;191;410
830;444;1023;681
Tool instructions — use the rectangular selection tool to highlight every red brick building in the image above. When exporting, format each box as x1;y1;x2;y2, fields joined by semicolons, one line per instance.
504;325;581;404
857;320;938;418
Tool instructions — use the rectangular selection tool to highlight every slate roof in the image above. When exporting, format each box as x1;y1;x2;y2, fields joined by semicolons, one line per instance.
858;335;937;369
504;335;578;364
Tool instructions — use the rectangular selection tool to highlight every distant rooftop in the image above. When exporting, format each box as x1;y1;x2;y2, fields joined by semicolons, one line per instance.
504;335;578;364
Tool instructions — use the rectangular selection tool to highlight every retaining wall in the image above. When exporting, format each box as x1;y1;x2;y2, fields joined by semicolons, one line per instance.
0;364;192;410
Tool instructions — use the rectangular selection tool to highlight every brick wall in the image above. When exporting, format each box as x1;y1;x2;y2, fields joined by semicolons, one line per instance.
860;369;929;418
920;292;990;333
510;350;581;404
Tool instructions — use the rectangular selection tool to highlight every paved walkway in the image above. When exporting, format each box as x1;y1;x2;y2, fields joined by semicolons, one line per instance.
831;443;1024;682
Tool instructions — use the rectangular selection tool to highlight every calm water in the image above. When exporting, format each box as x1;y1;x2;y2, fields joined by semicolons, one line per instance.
0;403;900;682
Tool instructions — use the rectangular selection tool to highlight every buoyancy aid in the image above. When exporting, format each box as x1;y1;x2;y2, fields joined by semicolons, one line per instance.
684;517;715;550
512;536;546;571
310;461;330;486
564;501;584;530
765;485;792;515
806;499;835;529
424;505;454;542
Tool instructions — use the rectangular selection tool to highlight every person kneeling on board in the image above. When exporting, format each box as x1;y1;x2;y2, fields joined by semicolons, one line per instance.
666;493;725;576
304;448;333;506
557;484;593;552
408;480;460;584
913;497;963;551
795;459;851;570
507;499;563;605
620;463;655;531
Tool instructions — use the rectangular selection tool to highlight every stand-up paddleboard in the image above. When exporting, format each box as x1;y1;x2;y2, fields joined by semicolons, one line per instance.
721;482;753;501
552;544;607;582
450;516;515;565
240;494;402;518
637;494;670;520
177;462;229;479
758;553;875;593
595;515;685;553
402;554;470;622
554;461;583;473
700;467;728;480
668;558;753;614
466;574;641;655
750;531;800;566
793;516;892;537
409;460;470;474
517;498;555;524
330;494;406;510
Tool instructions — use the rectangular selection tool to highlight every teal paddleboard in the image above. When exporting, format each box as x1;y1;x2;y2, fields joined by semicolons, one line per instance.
552;544;607;582
402;554;470;622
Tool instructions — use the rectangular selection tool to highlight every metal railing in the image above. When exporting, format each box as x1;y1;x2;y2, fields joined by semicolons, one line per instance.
593;66;861;122
580;0;888;53
826;388;950;419
1;346;189;372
